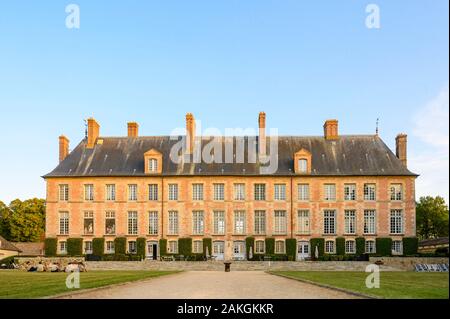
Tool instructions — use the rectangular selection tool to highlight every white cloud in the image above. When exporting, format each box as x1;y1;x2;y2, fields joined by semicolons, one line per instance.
410;85;449;203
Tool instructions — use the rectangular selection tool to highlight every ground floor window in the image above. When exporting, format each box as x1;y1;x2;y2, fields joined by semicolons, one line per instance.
168;241;178;254
255;240;265;254
392;240;403;255
275;240;285;254
325;240;335;254
365;240;376;254
84;241;93;254
59;241;67;254
128;241;137;254
106;241;115;253
345;240;356;254
193;240;203;254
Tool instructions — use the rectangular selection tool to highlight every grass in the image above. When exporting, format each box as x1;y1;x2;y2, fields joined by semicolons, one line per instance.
271;271;449;299
0;270;177;299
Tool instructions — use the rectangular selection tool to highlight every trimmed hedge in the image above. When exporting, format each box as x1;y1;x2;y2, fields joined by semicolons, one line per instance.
159;239;167;256
92;238;105;256
67;238;83;256
246;237;255;260
137;238;146;258
376;237;392;256
403;237;419;256
310;238;325;259
203;238;212;257
286;239;297;261
336;237;345;255
114;237;127;255
179;238;192;256
356;237;366;256
44;238;57;257
265;238;275;255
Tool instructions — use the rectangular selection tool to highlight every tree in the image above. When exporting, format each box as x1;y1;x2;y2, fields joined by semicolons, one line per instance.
416;196;449;240
0;198;46;242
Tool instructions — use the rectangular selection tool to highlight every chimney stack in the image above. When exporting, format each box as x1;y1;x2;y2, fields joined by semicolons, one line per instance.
87;118;100;149
324;119;339;140
396;134;407;167
186;113;196;154
59;135;69;162
127;122;139;138
259;112;266;156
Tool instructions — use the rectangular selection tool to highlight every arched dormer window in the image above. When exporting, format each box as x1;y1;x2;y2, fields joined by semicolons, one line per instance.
144;149;162;174
294;149;312;174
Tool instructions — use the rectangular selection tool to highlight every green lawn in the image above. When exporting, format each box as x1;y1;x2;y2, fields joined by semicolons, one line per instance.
0;270;177;299
271;271;449;299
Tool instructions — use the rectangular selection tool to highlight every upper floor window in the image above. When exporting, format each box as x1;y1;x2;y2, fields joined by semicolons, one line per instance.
390;184;403;201
128;184;138;201
213;183;225;201
168;211;179;235
84;211;94;235
254;184;266;201
213;211;225;235
168;184;179;201
344;210;356;234
234;211;246;235
297;210;310;235
344;184;356;201
324;184;336;201
106;184;116;201
148;184;158;201
323;210;336;234
298;184;310;201
192;211;205;235
254;210;266;235
364;184;376;201
192;184;204;201
59;184;69;201
149;211;158;235
364;210;376;235
148;158;158;173
128;211;138;235
105;211;116;235
274;184;286;201
84;184;94;201
390;209;404;234
234;183;245;201
273;210;287;234
298;159;308;173
59;211;69;235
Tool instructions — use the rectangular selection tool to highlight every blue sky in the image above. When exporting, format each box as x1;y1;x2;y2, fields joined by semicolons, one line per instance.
0;0;448;203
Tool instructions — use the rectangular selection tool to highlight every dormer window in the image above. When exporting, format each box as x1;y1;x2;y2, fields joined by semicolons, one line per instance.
294;149;312;174
144;149;162;174
149;158;158;173
298;159;308;173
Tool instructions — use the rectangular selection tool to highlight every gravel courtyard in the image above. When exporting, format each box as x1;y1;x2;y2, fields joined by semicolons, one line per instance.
58;271;359;299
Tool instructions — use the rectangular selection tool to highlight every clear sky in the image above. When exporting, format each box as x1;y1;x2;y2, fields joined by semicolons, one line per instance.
0;0;448;203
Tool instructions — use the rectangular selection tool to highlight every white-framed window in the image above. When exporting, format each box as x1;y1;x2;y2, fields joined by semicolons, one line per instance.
344;210;356;234
128;184;138;201
345;240;356;254
168;211;179;235
192;184;204;201
106;241;115;254
298;159;308;173
149;211;158;235
168;241;178;254
275;240;285;254
390;209;404;234
365;240;376;254
344;184;356;201
234;183;245;201
298;184;310;201
59;211;69;235
254;184;266;201
128;211;138;235
83;211;94;235
392;240;403;255
297;210;310;234
274;184;286;201
192;211;205;235
254;211;266;235
105;211;116;235
59;184;69;201
255;240;265;254
128;241;137;254
324;184;336;201
213;183;225;201
273;210;287;234
168;184;179;201
390;184;403;201
234;211;246;235
213;211;226;235
106;184;116;201
323;210;336;234
364;210;376;234
84;241;93;254
193;240;203;254
148;158;158;172
148;184;158;201
364;184;376;201
84;184;94;201
325;240;335;254
59;241;67;254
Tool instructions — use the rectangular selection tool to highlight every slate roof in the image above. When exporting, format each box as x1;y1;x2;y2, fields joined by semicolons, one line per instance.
0;235;22;252
13;242;45;256
44;135;417;178
419;237;449;247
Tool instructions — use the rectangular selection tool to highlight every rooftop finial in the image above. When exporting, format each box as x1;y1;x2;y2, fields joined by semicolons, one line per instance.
376;118;379;136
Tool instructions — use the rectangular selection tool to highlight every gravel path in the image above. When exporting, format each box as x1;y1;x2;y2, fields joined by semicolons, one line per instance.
58;271;359;299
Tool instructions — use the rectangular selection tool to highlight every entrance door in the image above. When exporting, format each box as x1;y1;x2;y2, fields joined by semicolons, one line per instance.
233;241;246;261
147;241;158;260
297;241;310;261
213;241;225;261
